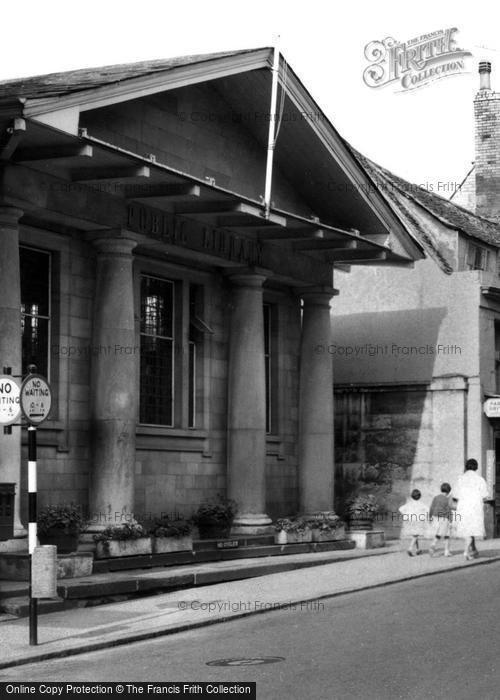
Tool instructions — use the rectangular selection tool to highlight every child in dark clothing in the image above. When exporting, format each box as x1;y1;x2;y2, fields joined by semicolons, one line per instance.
429;482;453;557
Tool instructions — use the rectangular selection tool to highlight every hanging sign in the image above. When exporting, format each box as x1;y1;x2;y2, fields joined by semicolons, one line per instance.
20;374;52;425
0;375;21;425
484;398;500;418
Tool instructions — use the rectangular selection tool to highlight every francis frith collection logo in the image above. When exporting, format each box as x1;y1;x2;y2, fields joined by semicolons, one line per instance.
363;28;472;91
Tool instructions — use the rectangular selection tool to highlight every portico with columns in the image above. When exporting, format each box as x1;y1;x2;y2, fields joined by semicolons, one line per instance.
0;49;423;550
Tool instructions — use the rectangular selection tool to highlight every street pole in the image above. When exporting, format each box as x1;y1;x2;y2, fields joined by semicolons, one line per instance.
28;423;38;645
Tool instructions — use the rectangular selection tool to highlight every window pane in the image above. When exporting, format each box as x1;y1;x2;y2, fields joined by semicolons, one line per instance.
20;247;50;377
22;315;49;377
140;336;173;425
264;304;271;434
140;275;175;426
20;248;50;317
140;276;173;338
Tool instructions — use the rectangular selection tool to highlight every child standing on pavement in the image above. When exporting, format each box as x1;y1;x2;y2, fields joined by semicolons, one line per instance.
429;482;453;557
399;488;429;556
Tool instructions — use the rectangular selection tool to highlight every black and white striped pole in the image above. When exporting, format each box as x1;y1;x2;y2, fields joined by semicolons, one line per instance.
20;364;52;646
27;423;38;645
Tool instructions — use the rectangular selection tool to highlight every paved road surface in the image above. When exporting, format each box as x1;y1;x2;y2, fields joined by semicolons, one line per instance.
3;562;500;699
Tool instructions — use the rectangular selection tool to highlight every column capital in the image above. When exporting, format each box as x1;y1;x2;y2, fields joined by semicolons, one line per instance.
225;267;271;288
298;285;339;307
86;231;138;256
0;206;23;228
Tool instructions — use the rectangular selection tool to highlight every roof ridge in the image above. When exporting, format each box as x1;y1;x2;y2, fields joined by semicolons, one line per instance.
0;47;269;90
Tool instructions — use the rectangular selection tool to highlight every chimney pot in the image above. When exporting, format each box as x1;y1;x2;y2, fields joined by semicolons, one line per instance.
479;61;492;90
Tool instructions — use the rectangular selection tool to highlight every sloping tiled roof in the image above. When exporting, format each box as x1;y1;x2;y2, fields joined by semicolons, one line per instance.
0;48;265;100
343;145;500;274
354;149;500;246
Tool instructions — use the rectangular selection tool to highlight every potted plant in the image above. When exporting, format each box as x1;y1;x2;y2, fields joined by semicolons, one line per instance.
307;512;345;542
37;503;86;553
274;518;293;545
192;496;237;539
149;517;193;554
344;494;379;531
273;517;312;544
93;523;152;559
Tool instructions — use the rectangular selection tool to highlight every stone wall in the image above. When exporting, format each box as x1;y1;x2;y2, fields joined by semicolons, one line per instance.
17;228;301;525
334;384;468;539
82;80;313;217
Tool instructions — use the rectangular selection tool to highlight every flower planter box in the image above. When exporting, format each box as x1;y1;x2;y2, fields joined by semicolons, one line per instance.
312;525;346;542
151;535;193;554
283;530;312;544
95;537;152;559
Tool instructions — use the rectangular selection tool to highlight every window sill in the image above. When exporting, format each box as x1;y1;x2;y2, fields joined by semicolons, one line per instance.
137;425;208;438
136;424;209;453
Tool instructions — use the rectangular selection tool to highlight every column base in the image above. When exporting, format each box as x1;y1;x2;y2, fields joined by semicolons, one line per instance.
231;514;274;536
0;537;28;553
14;524;28;538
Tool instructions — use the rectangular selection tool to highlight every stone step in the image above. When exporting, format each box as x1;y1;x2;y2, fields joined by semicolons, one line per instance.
0;596;83;617
0;540;367;618
92;539;354;573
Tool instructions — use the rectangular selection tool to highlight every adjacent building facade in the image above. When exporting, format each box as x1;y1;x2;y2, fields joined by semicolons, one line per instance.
333;62;500;538
0;49;422;547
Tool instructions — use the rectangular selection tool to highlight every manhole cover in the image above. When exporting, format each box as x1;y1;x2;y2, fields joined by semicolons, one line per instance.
206;657;285;667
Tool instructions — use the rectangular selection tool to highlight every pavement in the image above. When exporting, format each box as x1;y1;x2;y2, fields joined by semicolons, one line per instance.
1;537;500;670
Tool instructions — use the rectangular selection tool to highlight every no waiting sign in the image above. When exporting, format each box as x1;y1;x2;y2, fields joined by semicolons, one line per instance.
0;375;21;425
20;374;52;425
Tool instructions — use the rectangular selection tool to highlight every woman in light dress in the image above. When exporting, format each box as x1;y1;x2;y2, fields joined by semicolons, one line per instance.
453;459;489;560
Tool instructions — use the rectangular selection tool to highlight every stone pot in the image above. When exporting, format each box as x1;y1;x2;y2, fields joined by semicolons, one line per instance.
38;529;79;554
347;516;374;531
196;523;232;540
95;537;152;559
151;535;193;554
275;530;288;545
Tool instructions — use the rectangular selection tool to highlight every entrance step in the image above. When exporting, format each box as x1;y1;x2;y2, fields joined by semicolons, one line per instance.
0;540;359;618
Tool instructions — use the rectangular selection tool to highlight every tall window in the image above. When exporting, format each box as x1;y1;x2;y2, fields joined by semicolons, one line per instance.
20;247;51;378
264;303;272;434
188;284;201;429
140;276;174;426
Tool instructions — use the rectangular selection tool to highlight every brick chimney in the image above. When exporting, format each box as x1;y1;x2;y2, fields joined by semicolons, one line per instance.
475;61;500;221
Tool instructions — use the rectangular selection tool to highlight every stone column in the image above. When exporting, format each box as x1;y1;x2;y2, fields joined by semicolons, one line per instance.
298;286;337;514
88;235;138;531
0;206;26;542
227;271;272;534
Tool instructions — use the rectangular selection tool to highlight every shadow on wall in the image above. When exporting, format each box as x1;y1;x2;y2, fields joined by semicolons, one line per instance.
331;307;449;386
334;389;429;540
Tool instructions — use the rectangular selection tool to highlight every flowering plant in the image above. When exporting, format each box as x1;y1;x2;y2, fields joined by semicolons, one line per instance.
344;495;379;518
149;517;192;538
93;523;146;542
274;517;310;533
307;512;342;532
192;497;237;527
37;503;86;534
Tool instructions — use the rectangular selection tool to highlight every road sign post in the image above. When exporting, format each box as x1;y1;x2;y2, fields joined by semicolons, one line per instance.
20;366;52;646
